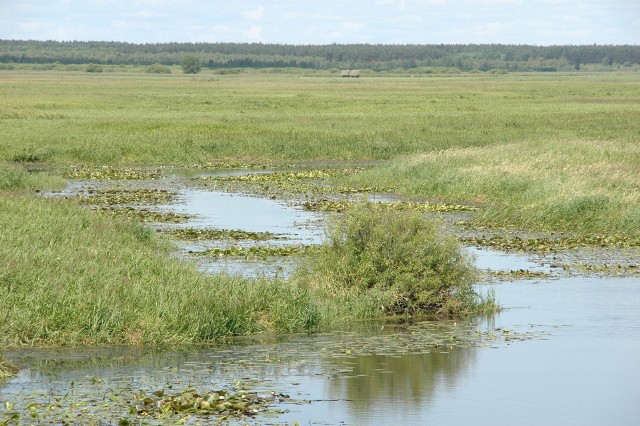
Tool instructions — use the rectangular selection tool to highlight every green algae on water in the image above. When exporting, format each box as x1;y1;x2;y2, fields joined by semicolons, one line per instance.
168;227;283;241
67;166;163;180
77;188;176;205
96;206;190;223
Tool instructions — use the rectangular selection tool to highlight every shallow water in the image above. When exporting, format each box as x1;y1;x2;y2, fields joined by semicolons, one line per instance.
163;186;548;278
18;173;638;424
170;189;324;244
3;277;639;425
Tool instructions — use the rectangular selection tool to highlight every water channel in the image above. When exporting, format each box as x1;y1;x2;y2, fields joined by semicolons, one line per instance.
2;171;639;425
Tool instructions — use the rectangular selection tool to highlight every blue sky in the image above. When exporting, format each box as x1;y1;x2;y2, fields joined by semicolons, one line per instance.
1;0;638;45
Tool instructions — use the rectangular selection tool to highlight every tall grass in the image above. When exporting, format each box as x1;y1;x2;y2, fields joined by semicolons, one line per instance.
0;163;65;191
0;355;16;381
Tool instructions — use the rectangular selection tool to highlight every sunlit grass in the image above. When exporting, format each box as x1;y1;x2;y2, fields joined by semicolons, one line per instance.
1;71;638;165
346;138;640;237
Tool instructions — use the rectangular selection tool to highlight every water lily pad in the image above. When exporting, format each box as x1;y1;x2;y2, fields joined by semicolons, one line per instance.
168;227;282;241
96;207;190;223
303;200;478;213
77;188;176;206
192;245;310;259
67;166;163;180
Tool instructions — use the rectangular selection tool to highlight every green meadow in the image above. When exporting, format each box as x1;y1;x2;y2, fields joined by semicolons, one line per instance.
1;70;639;354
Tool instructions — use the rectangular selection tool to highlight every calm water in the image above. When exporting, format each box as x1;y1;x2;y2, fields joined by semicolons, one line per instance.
9;177;638;425
3;277;639;425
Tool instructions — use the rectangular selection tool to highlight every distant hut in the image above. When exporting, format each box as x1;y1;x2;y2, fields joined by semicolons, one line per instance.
341;69;360;78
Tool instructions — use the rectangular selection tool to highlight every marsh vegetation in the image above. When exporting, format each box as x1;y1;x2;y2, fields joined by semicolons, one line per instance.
2;70;639;342
1;69;639;422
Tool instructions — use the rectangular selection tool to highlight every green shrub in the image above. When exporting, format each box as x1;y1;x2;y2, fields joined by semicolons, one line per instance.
296;203;482;316
181;55;201;74
85;64;103;73
145;63;171;74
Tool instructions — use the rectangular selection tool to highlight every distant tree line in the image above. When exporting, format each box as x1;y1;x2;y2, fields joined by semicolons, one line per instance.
1;40;638;72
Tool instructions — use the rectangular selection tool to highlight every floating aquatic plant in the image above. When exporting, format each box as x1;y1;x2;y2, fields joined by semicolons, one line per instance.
67;166;163;180
487;269;551;280
303;199;478;213
194;161;276;169
462;234;640;253
198;169;364;183
77;188;176;205
129;387;288;421
168;227;282;241
96;206;190;223
192;245;309;259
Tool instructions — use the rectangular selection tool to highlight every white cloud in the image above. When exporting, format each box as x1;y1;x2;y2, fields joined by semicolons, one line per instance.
245;25;263;42
243;6;265;21
212;25;231;33
134;0;191;5
18;21;43;31
127;10;156;18
415;0;448;5
342;21;366;31
402;15;424;23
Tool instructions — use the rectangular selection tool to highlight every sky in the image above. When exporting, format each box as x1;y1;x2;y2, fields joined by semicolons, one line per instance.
1;0;638;45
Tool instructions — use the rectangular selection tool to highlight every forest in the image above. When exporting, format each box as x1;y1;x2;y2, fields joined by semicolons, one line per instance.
1;40;639;72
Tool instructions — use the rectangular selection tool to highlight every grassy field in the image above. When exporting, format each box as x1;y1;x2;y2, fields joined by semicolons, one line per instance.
0;70;638;351
2;70;638;236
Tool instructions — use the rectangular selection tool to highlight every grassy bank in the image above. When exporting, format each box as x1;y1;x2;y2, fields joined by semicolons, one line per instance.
0;193;321;346
345;138;640;238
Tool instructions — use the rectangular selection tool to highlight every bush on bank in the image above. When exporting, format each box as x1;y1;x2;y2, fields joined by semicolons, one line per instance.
295;203;486;317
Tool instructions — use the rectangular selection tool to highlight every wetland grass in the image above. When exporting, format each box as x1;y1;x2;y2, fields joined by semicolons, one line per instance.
0;356;16;382
0;194;320;346
345;138;640;239
2;71;637;238
1;70;638;349
0;163;65;192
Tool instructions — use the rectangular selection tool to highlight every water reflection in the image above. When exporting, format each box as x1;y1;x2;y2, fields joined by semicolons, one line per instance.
3;278;640;425
326;349;476;415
